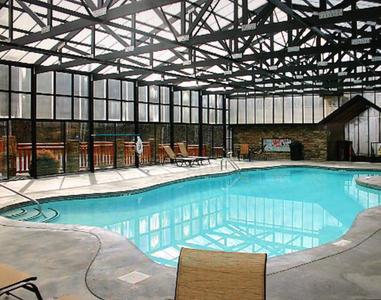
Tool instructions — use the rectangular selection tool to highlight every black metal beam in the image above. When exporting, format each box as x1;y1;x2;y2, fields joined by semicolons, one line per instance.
3;0;183;47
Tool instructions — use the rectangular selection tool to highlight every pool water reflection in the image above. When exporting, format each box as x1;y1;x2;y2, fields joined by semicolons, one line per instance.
31;167;381;266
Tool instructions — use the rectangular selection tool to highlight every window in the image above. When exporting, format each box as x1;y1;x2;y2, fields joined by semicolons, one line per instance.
37;95;54;119
108;79;121;100
139;86;148;122
229;99;237;124
191;91;199;124
122;81;134;121
274;96;283;123
255;97;263;124
11;66;31;92
108;100;121;121
313;94;323;123
182;91;191;123
56;96;72;119
174;91;181;123
216;95;223;124
74;74;88;97
74;98;88;120
161;86;170;123
209;95;216;124
37;72;53;94
202;95;208;124
264;96;273;124
11;93;31;118
94;99;106;120
284;96;292;123
0;64;9;91
238;97;245;124
56;72;72;95
304;95;313;123
293;95;303;123
0;92;8;118
247;98;254;124
4;66;32;119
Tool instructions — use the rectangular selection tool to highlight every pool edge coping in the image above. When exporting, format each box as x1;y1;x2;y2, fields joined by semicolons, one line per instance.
1;162;381;212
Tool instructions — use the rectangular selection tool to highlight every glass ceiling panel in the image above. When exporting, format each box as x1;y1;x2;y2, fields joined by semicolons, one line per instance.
19;52;44;64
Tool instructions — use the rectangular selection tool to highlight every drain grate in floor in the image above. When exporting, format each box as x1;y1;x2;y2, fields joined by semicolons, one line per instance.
118;271;151;284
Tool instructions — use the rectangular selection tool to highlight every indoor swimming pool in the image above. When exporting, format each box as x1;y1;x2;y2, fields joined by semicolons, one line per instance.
3;167;381;267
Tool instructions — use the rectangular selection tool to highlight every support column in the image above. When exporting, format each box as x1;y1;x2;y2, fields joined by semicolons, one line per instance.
134;81;139;168
222;95;227;157
198;91;203;156
88;74;94;172
31;67;37;178
169;86;174;149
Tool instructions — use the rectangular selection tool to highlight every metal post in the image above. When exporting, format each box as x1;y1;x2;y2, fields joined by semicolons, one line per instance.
222;94;227;157
198;90;203;156
134;81;139;168
88;73;94;172
169;86;174;149
31;66;37;178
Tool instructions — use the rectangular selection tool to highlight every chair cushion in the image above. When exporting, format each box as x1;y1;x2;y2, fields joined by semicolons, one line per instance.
175;248;267;300
0;263;35;290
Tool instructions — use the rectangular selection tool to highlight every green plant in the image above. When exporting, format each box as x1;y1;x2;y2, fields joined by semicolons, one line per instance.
30;149;60;176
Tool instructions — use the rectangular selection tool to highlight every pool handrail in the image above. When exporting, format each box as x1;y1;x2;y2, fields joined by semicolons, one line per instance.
221;152;241;172
0;183;46;218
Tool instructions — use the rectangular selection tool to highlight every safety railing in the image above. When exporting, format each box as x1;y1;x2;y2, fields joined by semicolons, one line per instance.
0;183;46;218
220;152;241;172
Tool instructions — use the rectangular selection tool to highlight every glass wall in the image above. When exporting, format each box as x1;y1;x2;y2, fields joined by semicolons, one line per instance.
229;92;326;124
0;62;226;179
345;91;381;157
36;122;64;175
229;90;381;159
0;64;32;179
0;121;7;180
35;71;90;174
93;79;135;169
201;94;224;157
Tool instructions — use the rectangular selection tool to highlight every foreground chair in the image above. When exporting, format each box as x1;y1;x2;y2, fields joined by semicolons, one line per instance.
163;145;198;167
0;263;43;299
177;143;210;164
175;248;267;300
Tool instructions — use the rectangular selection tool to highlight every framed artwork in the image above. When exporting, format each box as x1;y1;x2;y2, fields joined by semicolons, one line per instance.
262;138;292;152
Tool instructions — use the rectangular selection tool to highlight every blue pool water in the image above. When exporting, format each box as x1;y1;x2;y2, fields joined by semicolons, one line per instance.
9;167;381;266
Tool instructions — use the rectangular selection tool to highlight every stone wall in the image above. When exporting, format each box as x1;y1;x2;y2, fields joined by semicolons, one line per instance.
232;124;328;161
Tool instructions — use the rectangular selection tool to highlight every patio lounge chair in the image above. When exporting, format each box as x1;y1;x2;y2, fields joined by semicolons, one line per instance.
0;263;43;300
177;143;210;164
175;248;267;300
238;144;250;160
163;146;198;167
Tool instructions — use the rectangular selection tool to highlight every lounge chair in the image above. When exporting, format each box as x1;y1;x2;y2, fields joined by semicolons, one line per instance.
163;146;198;167
238;144;250;160
177;143;210;164
175;248;267;300
0;263;43;299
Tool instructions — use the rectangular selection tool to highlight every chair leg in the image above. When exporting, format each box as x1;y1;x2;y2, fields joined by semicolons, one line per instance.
23;283;43;300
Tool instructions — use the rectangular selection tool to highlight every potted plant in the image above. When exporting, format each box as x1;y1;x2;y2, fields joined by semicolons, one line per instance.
30;149;60;176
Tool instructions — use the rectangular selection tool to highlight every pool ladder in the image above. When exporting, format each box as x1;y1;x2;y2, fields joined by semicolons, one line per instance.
0;183;60;223
220;152;241;172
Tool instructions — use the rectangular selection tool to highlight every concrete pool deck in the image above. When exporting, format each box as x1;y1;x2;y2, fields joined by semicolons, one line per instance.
1;160;381;299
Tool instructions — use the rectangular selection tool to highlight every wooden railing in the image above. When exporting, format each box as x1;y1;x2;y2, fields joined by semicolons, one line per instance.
17;143;64;173
12;141;153;173
1;141;221;175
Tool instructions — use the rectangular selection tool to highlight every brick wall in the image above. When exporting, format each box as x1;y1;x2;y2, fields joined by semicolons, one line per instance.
232;124;328;161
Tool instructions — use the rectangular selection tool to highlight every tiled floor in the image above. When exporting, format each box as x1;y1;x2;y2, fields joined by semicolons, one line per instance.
1;159;381;300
